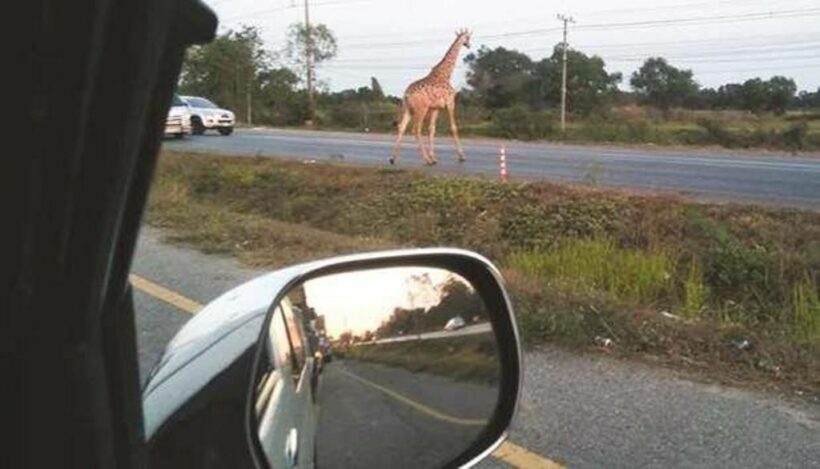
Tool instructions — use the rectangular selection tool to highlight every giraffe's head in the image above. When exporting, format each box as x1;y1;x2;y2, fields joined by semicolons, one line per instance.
456;28;472;49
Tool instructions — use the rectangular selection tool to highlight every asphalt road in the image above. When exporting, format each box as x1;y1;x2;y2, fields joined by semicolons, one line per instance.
163;128;820;209
316;360;496;468
132;226;820;468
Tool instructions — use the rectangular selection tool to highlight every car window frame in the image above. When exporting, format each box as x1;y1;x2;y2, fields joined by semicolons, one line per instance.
190;97;218;109
279;297;308;386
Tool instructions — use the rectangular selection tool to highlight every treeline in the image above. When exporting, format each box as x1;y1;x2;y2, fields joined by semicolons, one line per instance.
463;46;818;115
178;24;396;128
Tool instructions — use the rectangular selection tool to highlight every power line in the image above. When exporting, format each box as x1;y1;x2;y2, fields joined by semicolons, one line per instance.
576;7;820;31
575;0;774;18
220;0;374;23
220;4;294;22
575;33;820;52
224;5;820;52
608;53;820;64
320;0;773;42
325;36;820;66
334;7;820;50
326;43;820;70
693;62;820;75
322;64;469;71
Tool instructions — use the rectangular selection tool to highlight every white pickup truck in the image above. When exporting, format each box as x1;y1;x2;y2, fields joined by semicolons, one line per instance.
181;95;235;135
164;94;192;138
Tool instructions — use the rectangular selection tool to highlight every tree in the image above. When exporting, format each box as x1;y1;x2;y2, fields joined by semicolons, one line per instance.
179;25;270;123
338;331;352;345
796;87;820;109
464;45;620;114
739;76;797;115
257;67;306;125
370;77;385;101
630;57;699;111
464;46;535;109
532;45;622;114
716;83;744;109
765;76;797;115
285;23;338;75
740;78;769;113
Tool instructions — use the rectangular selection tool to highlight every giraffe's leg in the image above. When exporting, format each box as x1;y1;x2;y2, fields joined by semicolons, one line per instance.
390;106;412;165
427;108;440;165
446;99;466;162
413;109;433;165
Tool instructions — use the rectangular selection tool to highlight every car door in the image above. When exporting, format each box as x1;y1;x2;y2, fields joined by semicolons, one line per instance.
256;297;316;468
280;300;317;468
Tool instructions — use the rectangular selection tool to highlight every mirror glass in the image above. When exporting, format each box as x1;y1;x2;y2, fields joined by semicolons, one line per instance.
252;266;501;468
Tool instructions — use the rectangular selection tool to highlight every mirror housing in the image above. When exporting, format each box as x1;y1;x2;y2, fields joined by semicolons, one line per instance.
143;249;522;468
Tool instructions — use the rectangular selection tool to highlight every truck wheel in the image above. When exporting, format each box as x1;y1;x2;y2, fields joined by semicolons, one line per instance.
191;117;205;135
218;127;233;136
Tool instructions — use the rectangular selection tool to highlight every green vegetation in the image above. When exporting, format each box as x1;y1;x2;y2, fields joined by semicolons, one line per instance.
147;151;820;395
375;278;487;338
339;334;500;385
630;57;699;112
793;275;820;342
508;239;672;305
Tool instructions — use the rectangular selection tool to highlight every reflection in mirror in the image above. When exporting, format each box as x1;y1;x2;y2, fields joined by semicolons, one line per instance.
253;266;500;468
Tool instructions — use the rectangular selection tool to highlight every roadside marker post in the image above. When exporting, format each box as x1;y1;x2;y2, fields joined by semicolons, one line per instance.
499;146;508;183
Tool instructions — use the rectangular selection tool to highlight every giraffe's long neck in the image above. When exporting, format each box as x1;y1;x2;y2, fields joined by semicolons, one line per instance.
427;36;464;83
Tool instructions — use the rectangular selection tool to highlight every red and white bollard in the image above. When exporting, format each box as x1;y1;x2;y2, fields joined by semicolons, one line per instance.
499;146;508;183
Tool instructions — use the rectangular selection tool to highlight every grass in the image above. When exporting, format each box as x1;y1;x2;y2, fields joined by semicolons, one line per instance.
683;261;708;318
793;274;820;342
338;334;500;385
147;167;393;267
146;150;820;397
508;239;672;305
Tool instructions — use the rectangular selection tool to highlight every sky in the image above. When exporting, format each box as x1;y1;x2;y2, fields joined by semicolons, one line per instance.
301;266;473;338
204;0;820;96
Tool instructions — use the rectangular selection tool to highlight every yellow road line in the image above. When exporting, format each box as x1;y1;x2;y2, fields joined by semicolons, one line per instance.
338;367;488;426
494;441;565;468
129;274;203;314
130;272;563;468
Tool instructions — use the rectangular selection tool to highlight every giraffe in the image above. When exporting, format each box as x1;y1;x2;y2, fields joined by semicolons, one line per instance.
390;29;472;166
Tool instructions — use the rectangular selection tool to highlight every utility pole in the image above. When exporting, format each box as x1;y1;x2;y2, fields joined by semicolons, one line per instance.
303;0;316;126
557;14;574;133
246;77;252;125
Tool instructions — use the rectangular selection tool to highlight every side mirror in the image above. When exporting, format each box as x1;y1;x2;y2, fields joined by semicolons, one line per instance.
143;249;521;468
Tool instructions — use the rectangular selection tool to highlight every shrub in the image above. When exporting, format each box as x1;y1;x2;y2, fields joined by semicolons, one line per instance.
698;118;742;147
490;105;555;140
780;121;808;152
